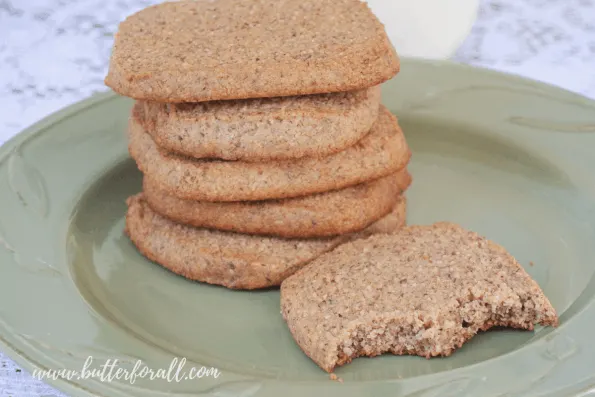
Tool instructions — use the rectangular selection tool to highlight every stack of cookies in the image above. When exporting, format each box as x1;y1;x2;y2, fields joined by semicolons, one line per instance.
105;0;412;289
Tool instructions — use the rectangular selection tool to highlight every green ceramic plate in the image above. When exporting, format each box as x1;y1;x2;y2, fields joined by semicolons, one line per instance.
2;59;595;397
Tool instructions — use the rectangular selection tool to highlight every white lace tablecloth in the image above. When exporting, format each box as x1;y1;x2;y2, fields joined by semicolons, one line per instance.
1;0;595;395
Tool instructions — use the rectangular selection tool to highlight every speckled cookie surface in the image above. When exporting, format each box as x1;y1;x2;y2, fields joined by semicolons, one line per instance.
143;169;411;238
280;223;559;372
138;86;380;161
105;0;399;102
124;194;407;290
129;105;411;202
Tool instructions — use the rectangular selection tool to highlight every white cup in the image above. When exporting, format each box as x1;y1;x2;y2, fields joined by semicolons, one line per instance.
365;0;480;59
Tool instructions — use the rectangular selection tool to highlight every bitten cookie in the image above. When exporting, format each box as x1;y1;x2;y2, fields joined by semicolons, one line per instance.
281;223;559;372
138;86;380;162
143;169;411;238
125;194;407;290
128;105;411;202
105;0;399;102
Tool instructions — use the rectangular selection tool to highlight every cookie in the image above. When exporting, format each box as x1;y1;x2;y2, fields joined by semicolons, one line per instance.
129;105;411;202
138;86;380;162
124;194;407;290
281;223;559;372
143;169;411;238
105;0;399;102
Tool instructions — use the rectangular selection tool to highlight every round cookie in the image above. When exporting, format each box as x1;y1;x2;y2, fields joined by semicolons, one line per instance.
129;105;411;202
125;194;407;290
281;223;559;373
138;86;380;162
105;0;399;102
143;169;411;238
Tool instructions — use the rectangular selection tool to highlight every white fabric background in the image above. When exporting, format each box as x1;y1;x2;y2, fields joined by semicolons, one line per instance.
1;0;594;395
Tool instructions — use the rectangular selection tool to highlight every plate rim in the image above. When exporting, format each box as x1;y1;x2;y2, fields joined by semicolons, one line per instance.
1;58;595;396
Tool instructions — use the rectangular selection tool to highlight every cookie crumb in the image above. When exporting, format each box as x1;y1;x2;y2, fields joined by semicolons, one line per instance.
329;373;343;382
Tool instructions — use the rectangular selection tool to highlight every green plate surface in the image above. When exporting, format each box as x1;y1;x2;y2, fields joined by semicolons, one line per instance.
1;59;595;396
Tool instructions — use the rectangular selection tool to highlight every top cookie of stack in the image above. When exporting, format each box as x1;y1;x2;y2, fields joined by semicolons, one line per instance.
106;0;411;289
105;0;399;103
